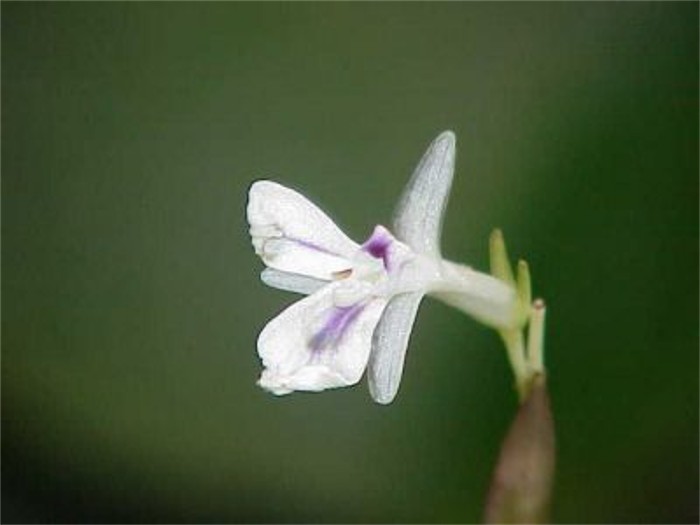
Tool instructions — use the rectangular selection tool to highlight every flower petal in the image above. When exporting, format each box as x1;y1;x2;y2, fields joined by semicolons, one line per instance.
257;281;387;394
431;261;516;329
247;180;359;280
392;131;455;258
367;291;424;404
260;268;326;295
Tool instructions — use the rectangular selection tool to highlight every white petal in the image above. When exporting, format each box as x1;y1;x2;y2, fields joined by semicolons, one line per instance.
431;289;514;329
260;268;326;295
257;281;387;394
367;291;424;405
393;131;456;258
431;261;516;329
247;180;359;280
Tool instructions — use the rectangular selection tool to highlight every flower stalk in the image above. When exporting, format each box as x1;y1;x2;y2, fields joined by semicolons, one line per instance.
489;229;546;402
486;229;554;524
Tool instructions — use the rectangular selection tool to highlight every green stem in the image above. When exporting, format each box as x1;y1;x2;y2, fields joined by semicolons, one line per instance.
501;329;529;402
527;300;546;374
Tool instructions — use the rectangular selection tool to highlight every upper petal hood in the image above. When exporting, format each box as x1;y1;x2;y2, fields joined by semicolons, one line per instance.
247;180;359;280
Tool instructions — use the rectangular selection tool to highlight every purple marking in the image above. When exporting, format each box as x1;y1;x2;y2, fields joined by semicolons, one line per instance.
288;236;337;256
366;236;390;259
362;226;393;269
310;304;364;352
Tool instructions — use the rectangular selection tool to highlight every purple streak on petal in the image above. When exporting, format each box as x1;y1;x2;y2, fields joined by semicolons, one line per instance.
362;226;393;269
289;236;337;255
310;304;365;352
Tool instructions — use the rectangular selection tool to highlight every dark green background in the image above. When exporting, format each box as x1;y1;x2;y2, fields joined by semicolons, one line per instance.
3;3;698;523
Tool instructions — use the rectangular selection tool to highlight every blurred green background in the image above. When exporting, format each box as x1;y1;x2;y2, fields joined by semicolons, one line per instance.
3;3;698;523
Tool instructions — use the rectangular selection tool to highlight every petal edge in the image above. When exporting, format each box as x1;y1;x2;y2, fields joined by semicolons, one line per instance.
260;268;327;295
367;291;424;404
392;131;456;258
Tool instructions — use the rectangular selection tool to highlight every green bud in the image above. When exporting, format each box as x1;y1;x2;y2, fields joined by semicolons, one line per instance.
490;229;515;286
516;260;532;319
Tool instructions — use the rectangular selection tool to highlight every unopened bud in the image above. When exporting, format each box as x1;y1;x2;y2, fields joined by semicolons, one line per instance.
484;374;555;524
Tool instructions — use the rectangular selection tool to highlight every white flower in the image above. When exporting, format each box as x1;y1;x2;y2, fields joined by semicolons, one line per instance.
247;131;516;404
